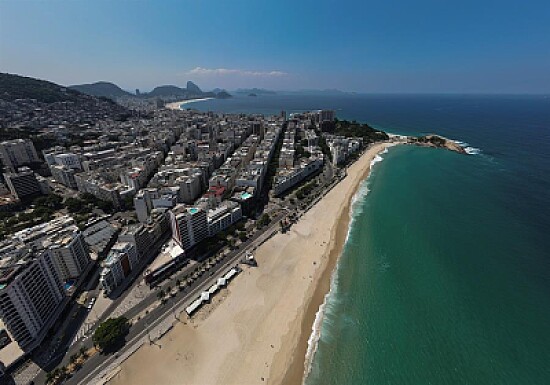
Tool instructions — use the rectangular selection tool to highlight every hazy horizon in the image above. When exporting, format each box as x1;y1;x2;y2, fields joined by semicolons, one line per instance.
1;0;549;94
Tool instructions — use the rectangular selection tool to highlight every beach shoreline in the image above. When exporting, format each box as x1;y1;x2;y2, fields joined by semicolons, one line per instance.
165;97;214;110
279;143;396;385
107;141;398;385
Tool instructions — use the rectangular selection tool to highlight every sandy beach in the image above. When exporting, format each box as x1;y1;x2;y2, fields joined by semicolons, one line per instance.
165;98;214;110
107;141;397;385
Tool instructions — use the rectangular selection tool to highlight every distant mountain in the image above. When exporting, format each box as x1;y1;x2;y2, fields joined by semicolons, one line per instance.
0;73;130;129
147;85;188;98
216;90;232;99
69;81;133;99
236;88;276;95
0;72;86;103
69;79;231;100
186;81;202;95
144;83;231;99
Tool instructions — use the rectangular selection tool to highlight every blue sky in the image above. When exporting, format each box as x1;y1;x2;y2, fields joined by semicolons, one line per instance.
1;0;549;93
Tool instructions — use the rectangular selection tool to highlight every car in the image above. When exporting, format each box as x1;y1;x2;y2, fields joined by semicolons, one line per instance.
87;297;96;310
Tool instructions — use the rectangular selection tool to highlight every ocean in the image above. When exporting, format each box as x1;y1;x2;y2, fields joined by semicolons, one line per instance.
190;94;550;384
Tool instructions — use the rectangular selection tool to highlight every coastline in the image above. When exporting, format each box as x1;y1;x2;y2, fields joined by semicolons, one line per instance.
280;143;395;385
165;97;214;110
107;141;398;385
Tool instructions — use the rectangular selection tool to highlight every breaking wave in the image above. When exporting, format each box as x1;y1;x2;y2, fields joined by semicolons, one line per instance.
303;146;390;382
453;140;482;155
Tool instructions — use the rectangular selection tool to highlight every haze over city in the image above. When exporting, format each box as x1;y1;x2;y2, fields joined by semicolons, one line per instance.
1;0;549;93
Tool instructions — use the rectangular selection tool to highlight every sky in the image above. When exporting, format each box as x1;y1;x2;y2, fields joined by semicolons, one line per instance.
1;0;549;93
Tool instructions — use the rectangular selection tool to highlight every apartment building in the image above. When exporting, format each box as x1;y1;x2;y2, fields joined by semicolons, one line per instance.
3;168;42;201
207;200;243;237
0;217;88;351
0;139;40;172
99;242;138;296
0;249;65;350
170;204;208;251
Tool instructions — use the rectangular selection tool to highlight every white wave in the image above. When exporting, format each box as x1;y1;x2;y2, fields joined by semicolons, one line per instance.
453;140;469;147
349;182;370;222
303;293;328;379
370;154;384;168
303;253;342;381
464;146;481;155
303;146;391;382
451;139;481;155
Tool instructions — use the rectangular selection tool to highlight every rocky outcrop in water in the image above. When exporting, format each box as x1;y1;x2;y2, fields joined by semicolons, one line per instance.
409;135;467;154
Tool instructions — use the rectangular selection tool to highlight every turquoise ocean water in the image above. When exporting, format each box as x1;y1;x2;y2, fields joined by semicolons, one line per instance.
191;94;550;384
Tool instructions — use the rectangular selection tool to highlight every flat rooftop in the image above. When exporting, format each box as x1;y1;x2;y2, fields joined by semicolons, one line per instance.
147;239;185;273
0;320;25;368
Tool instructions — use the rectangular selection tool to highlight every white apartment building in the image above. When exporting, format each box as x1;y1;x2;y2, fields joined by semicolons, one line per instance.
48;229;91;282
134;188;177;223
207;201;242;237
99;242;138;296
0;250;64;349
0;139;40;172
170;205;208;250
50;165;77;189
51;153;81;170
273;156;324;196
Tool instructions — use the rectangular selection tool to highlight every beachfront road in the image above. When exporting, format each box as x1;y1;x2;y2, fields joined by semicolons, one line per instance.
62;211;285;385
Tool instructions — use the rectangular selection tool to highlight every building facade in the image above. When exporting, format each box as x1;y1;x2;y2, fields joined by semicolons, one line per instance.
0;139;40;172
0;250;64;349
3;169;42;201
99;242;137;296
170;205;208;250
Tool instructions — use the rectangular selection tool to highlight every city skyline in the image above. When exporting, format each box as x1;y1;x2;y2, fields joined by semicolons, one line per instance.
1;0;549;94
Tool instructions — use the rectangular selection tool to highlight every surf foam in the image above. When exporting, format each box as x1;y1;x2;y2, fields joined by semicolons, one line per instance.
303;146;391;383
452;139;481;155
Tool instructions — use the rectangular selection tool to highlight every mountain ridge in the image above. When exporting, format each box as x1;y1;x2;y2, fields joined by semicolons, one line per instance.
70;81;133;98
70;80;231;100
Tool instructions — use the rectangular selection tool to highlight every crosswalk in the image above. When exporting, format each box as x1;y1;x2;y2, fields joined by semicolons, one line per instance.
72;321;95;345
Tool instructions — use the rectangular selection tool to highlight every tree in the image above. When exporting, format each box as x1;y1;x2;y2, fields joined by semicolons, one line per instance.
92;317;130;352
157;289;165;300
235;221;246;231
238;231;248;242
65;197;84;213
46;371;54;384
79;346;88;358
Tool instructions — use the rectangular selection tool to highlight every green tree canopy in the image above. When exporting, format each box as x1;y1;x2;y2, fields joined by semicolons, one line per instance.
93;317;129;352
